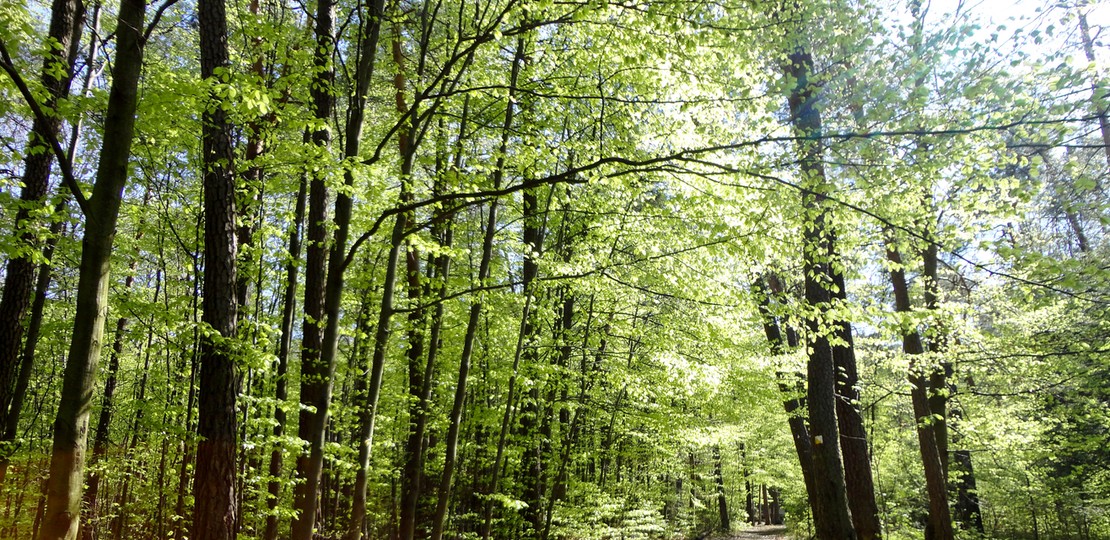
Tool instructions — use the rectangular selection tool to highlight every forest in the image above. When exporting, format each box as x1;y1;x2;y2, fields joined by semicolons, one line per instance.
0;0;1107;538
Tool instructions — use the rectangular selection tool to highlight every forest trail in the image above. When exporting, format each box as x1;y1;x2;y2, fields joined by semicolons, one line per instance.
715;525;790;539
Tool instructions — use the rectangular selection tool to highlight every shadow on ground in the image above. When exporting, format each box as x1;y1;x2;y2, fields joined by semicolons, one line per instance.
711;525;789;539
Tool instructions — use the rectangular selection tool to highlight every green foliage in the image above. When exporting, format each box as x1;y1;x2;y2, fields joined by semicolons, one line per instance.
1;0;1109;539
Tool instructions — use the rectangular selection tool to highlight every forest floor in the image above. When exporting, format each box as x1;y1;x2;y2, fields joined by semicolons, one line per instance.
714;525;790;539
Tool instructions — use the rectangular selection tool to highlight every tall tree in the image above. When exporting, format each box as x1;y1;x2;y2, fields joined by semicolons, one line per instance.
783;36;859;540
0;0;84;449
289;0;337;534
192;0;241;535
885;238;953;540
28;0;147;534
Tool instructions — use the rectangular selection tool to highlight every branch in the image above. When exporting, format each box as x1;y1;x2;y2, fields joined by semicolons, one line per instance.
671;155;1110;306
143;0;182;44
0;38;91;215
346;111;1107;289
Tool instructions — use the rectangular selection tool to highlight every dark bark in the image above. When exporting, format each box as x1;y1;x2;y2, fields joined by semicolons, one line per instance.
0;0;84;439
479;37;532;540
886;242;953;540
397;228;428;540
192;0;241;535
347;214;404;540
0;198;68;487
174;265;203;540
952;448;983;533
829;266;882;540
948;378;983;533
752;277;818;505
540;306;601;540
427;97;479;540
519;185;546;536
920;241;950;480
290;0;337;534
264;165;308;540
785;43;858;540
38;0;145;535
715;446;730;532
398;126;454;540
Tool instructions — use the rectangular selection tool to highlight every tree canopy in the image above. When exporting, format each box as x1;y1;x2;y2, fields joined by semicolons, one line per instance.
0;0;1107;539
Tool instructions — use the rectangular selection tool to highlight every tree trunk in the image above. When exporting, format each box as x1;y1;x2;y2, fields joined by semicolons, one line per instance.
264;166;308;540
784;43;858;540
479;37;533;540
37;0;145;535
0;0;84;437
952;448;983;533
398;123;455;540
1078;10;1110;171
0;198;68;488
81;187;149;540
192;0;241;535
715;446;730;532
426;97;482;540
829;265;882;540
885;241;953;540
289;0;337;534
752;277;818;504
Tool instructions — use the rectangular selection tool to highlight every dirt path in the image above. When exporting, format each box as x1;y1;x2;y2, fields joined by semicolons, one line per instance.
716;525;790;539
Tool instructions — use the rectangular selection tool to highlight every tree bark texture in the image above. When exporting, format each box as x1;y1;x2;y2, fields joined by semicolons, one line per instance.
0;0;84;445
715;446;731;532
0;199;68;488
785;43;858;540
886;243;953;540
290;0;336;535
38;0;145;536
829;265;882;540
265;169;307;540
752;277;818;504
1078;10;1110;171
193;0;241;536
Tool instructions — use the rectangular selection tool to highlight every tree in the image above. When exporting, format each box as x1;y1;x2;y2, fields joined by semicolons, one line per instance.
191;0;240;535
0;0;84;469
17;0;147;534
783;34;859;540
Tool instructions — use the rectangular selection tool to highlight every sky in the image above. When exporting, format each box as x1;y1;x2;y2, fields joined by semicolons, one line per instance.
932;0;1110;62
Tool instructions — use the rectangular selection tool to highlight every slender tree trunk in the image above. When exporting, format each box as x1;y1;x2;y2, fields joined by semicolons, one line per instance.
0;0;84;436
478;36;531;540
784;42;858;540
398;124;455;540
192;0;241;535
952;446;983;533
289;0;337;534
540;317;602;540
174;251;203;540
37;0;145;535
397;232;428;540
81;187;149;540
80;276;132;540
829;266;882;540
1078;10;1110;170
426;97;480;540
264;167;308;540
0;198;68;487
752;277;818;504
715;446;730;532
886;240;953;540
519;185;547;536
